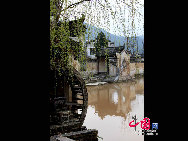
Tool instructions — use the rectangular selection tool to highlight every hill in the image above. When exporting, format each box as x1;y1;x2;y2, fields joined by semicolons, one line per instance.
84;23;144;54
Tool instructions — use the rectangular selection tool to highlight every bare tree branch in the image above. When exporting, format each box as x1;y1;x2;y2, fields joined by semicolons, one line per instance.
62;0;90;13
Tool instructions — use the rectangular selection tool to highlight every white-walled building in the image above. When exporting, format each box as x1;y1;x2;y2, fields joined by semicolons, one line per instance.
85;40;97;59
108;41;115;48
85;40;116;59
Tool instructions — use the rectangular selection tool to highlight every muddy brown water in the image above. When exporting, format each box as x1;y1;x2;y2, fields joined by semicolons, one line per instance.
83;77;144;141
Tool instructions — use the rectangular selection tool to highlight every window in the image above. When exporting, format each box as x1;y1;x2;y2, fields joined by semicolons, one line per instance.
90;48;96;55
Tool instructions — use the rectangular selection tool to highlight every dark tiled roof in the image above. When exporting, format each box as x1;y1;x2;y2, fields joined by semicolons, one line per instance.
96;46;124;57
130;53;144;58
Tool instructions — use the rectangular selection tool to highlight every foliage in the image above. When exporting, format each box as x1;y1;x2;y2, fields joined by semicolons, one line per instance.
94;31;108;56
50;0;87;73
50;0;144;74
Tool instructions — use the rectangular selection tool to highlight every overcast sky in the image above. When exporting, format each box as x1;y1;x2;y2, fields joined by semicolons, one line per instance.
62;0;144;37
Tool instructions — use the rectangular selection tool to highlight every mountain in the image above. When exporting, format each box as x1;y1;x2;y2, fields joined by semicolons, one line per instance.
84;23;144;54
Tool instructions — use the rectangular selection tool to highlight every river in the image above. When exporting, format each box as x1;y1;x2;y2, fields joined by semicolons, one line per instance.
83;77;144;141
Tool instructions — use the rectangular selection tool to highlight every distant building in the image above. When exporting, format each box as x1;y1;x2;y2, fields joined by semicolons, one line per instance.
108;41;115;48
85;40;97;60
85;39;128;76
83;39;144;81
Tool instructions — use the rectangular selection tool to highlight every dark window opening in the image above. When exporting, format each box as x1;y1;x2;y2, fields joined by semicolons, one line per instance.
90;48;96;55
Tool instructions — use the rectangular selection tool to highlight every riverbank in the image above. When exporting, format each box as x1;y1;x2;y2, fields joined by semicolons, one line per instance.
85;73;144;86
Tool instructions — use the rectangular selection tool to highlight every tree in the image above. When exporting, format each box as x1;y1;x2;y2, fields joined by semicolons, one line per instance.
50;0;143;69
94;31;109;74
94;31;108;56
50;0;144;74
50;0;90;72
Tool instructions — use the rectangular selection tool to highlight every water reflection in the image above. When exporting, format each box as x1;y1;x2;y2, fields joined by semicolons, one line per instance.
87;78;143;119
83;77;144;141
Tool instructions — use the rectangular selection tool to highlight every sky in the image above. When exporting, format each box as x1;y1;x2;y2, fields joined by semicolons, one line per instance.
62;0;144;37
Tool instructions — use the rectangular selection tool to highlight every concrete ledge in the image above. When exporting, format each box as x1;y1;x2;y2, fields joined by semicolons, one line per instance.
86;82;107;86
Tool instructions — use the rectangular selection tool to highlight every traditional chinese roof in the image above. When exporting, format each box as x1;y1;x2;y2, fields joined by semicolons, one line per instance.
130;53;144;63
96;46;125;57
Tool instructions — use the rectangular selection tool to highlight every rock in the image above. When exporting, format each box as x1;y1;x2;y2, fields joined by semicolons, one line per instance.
50;136;75;141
